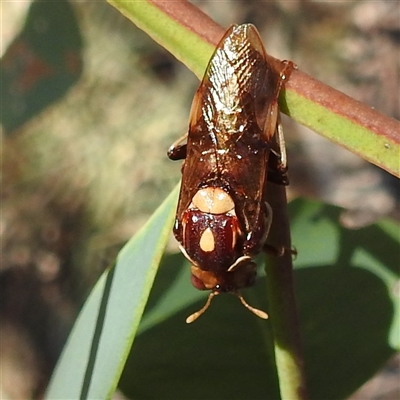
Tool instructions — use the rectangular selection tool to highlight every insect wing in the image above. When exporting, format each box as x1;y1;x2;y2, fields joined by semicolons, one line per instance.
176;24;286;238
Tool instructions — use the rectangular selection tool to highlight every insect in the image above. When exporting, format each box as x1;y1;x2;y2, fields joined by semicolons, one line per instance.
168;24;294;323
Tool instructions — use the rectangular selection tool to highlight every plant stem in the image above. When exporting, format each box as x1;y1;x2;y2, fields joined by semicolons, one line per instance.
265;184;308;400
109;0;400;178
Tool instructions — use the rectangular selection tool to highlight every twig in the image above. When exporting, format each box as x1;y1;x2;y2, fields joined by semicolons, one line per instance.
265;184;308;400
110;0;400;177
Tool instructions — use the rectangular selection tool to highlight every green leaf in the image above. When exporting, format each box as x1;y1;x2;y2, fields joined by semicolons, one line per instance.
122;255;281;400
118;199;399;400
290;199;399;398
45;186;178;400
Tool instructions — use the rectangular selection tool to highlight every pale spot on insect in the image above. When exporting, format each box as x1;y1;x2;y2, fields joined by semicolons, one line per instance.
217;149;228;155
199;227;215;252
192;187;235;214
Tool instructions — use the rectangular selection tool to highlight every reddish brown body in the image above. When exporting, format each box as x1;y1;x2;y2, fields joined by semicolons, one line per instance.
168;24;294;322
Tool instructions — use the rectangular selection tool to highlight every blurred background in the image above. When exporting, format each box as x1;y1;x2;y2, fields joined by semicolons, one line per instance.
1;0;399;398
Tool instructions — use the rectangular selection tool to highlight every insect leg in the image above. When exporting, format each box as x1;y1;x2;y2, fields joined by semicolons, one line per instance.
268;114;289;185
278;60;296;87
266;59;295;185
263;243;297;258
167;133;188;160
242;201;273;255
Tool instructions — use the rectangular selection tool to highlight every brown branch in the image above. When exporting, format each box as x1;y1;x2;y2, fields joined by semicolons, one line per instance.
289;71;400;144
150;0;400;151
149;0;225;43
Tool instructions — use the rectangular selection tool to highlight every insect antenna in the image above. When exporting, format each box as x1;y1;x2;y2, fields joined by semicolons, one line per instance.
186;292;217;323
237;293;268;319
